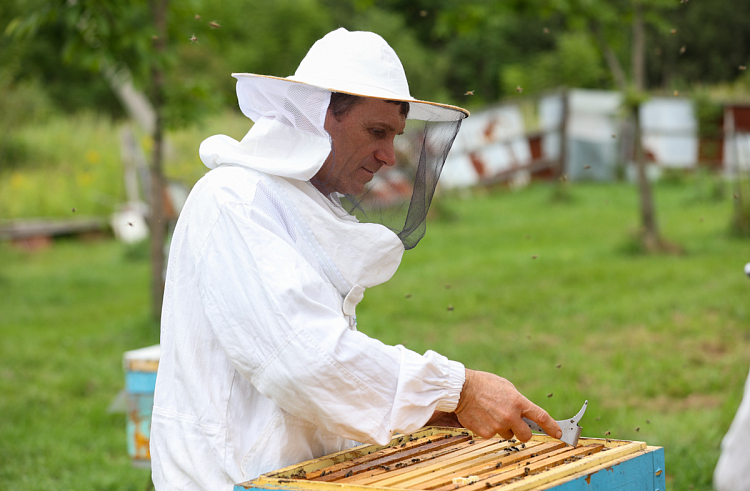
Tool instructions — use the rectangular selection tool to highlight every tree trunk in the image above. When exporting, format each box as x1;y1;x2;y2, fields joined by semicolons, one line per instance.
631;0;667;252
632;107;662;251
149;0;168;322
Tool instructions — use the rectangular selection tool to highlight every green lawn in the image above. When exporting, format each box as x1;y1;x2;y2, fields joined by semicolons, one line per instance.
1;180;748;490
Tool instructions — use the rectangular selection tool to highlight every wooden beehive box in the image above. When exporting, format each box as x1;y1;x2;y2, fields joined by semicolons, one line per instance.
235;427;665;491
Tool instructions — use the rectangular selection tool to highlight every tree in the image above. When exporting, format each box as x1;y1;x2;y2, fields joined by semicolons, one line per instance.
7;0;216;320
543;0;680;252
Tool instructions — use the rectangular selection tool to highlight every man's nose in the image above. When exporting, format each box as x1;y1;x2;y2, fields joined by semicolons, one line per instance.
375;140;397;167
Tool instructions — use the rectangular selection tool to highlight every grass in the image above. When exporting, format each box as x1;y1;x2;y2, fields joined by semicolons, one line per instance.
0;180;748;490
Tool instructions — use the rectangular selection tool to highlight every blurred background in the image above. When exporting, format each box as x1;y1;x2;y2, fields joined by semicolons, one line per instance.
1;1;749;490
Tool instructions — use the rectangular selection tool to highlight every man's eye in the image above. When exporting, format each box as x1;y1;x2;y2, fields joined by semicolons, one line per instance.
370;128;386;138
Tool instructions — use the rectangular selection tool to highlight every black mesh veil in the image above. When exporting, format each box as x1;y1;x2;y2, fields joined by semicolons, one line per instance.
338;118;463;250
224;74;468;250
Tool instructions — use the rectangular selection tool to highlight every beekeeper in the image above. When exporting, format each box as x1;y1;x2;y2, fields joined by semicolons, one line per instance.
150;28;561;491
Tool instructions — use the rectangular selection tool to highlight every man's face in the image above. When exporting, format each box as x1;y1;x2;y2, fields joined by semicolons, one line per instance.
314;97;406;196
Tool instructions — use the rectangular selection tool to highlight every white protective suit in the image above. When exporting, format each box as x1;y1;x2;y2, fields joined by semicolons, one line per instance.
714;366;750;491
150;27;468;491
151;160;465;490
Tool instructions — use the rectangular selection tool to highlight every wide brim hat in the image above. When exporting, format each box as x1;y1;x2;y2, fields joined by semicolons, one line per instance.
232;28;469;123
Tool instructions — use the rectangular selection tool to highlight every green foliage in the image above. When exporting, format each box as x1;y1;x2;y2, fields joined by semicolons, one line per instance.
501;31;606;95
0;73;54;170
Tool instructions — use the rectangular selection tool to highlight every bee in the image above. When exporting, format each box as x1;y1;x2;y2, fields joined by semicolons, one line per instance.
547;393;553;398
636;427;640;432
420;10;428;17
190;34;198;43
524;467;530;476
740;66;747;71
674;91;680;96
405;293;412;298
646;419;651;424
556;364;561;368
447;305;454;311
411;458;420;463
195;14;201;20
128;222;134;227
71;208;76;213
584;165;591;169
464;90;475;96
209;21;221;29
532;255;538;259
516;86;523;94
345;471;353;478
670;29;677;35
543;27;549;34
605;431;611;436
680;46;686;54
611;134;616;138
560;174;568;181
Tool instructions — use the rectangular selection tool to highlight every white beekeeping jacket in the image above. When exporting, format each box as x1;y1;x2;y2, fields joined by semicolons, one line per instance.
150;160;465;491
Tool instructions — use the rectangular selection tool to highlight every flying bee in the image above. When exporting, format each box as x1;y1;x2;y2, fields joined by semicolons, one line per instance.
190;34;198;43
670;29;677;35
532;255;538;259
447;305;454;311
209;21;221;28
464;90;475;96
547;393;553;398
680;46;686;54
195;14;201;19
516;86;523;93
584;165;591;169
543;27;549;34
605;431;611;436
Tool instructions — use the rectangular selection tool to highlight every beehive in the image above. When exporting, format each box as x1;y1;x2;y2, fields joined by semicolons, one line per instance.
236;427;665;491
123;344;160;468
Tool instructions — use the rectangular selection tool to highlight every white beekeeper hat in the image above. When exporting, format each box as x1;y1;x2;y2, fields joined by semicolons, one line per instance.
234;27;468;123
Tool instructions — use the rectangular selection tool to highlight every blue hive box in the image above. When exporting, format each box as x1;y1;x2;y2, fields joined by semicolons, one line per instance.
123;344;160;468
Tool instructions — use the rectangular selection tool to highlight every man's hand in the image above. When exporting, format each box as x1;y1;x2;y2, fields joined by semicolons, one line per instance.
454;369;562;441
